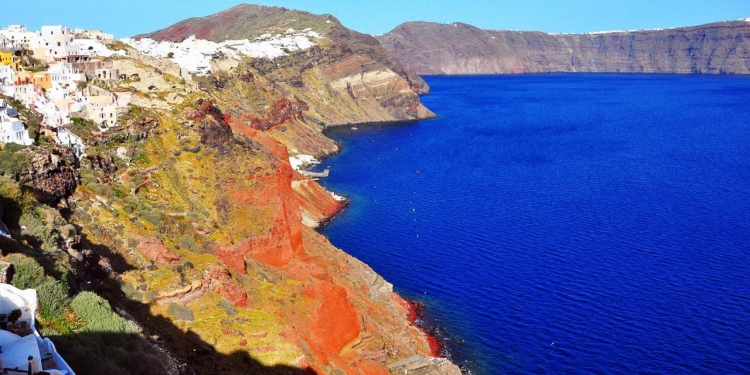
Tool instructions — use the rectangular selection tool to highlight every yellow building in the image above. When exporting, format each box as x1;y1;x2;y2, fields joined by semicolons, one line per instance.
0;51;14;66
0;51;20;71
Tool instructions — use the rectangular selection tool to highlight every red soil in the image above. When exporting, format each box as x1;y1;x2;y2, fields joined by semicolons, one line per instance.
301;281;361;364
214;160;304;271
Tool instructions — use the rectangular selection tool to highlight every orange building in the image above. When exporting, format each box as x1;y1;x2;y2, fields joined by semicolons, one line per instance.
16;70;52;90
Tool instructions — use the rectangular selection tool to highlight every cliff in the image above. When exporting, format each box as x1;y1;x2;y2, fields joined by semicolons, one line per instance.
134;4;434;158
0;4;461;375
377;20;750;75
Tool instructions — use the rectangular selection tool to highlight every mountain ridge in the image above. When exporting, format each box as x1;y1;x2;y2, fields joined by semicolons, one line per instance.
377;19;750;75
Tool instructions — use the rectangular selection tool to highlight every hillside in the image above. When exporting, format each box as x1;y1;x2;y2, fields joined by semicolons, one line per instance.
376;20;750;75
0;4;460;375
137;4;430;93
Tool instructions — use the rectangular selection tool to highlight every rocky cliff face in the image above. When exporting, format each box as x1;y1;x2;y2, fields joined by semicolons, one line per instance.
377;20;750;75
60;94;457;374
136;4;435;158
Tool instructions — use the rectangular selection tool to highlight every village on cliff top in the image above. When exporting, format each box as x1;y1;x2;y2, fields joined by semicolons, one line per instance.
0;24;323;165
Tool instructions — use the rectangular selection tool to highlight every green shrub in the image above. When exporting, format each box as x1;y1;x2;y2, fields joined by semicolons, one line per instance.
140;209;162;226
0;145;32;176
19;206;61;251
71;292;139;334
8;254;46;289
179;234;198;253
37;277;70;320
167;303;194;322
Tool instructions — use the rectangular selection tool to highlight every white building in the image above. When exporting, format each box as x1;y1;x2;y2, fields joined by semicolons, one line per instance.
0;99;33;145
72;38;124;58
41;26;81;61
0;25;41;49
56;127;85;157
8;84;39;107
0;65;14;85
48;61;85;84
0;35;12;49
121;28;323;75
0;283;75;375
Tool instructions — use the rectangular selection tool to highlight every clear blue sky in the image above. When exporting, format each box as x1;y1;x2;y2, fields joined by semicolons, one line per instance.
3;1;750;38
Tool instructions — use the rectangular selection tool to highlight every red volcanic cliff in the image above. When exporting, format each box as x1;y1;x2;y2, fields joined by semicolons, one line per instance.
215;162;304;270
177;99;457;373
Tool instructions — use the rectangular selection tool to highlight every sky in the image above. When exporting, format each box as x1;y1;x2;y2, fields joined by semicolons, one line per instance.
2;1;750;38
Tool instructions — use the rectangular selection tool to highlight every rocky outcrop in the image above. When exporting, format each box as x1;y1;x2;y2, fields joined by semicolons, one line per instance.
240;97;309;131
191;99;234;149
16;147;79;205
377;20;750;75
300;281;361;365
135;236;180;265
292;178;346;228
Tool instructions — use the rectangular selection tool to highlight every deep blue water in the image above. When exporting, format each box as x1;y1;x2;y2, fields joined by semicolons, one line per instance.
318;74;750;374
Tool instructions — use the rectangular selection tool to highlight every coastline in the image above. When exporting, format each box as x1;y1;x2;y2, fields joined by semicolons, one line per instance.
321;113;438;130
308;117;461;372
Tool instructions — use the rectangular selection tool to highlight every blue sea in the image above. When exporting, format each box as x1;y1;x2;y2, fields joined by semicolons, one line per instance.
318;75;750;374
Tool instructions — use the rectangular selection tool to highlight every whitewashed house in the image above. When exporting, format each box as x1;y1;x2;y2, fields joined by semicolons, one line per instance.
33;95;70;128
55;127;85;157
0;35;13;49
46;82;71;101
0;65;14;85
9;84;38;107
41;26;82;61
72;38;124;58
0;99;33;145
0;25;40;49
48;61;85;84
0;284;76;375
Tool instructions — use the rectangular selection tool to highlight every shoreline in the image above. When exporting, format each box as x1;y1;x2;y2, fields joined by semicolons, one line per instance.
309;116;461;368
321;112;439;130
403;298;446;358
